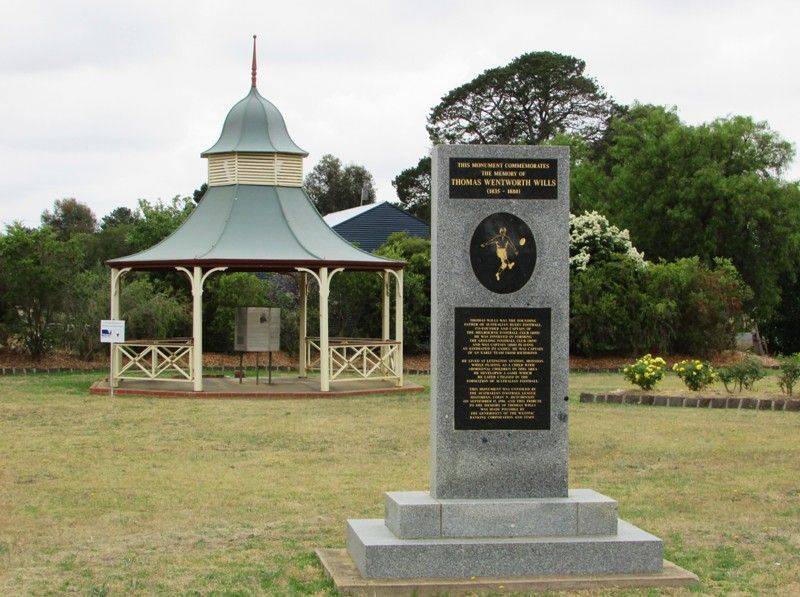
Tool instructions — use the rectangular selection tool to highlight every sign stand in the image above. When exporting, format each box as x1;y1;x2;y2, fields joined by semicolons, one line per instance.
100;319;125;398
109;341;114;398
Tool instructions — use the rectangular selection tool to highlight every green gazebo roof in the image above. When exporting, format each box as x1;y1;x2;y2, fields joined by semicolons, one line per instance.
201;86;308;157
108;41;402;272
107;185;403;271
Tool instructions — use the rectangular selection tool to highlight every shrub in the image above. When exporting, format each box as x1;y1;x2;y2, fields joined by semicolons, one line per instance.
375;233;431;353
120;277;191;340
646;257;752;357
0;224;83;358
204;273;272;352
718;357;766;393
778;353;800;397
622;354;667;391
672;359;717;391
571;253;752;357
570;257;674;356
569;211;645;272
55;268;108;359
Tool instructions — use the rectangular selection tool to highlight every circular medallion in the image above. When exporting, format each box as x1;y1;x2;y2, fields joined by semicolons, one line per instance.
469;212;536;294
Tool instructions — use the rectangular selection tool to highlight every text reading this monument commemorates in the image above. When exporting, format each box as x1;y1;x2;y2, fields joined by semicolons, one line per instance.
454;307;551;430
449;158;558;200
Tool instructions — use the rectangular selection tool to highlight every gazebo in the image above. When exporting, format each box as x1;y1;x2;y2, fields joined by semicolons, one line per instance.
105;39;405;394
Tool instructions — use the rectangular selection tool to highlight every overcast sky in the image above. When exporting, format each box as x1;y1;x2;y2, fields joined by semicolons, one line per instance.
1;0;799;226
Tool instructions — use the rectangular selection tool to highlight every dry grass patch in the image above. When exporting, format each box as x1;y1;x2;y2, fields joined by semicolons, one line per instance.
0;372;798;594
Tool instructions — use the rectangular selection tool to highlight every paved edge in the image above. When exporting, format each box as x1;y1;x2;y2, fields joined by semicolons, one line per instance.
579;391;800;411
89;381;426;400
316;548;699;595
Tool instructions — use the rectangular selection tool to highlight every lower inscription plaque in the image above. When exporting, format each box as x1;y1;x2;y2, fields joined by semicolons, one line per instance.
454;307;551;430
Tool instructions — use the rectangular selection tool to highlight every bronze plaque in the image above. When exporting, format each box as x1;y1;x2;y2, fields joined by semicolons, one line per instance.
449;158;557;200
454;307;551;430
470;212;536;294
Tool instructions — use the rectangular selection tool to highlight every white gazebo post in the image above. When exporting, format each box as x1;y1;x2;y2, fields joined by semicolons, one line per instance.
109;267;130;388
318;267;330;391
298;272;308;378
393;269;404;387
191;266;203;391
382;271;391;342
381;270;391;370
177;266;227;392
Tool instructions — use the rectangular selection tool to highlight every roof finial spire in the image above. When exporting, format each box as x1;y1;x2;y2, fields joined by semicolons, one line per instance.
251;35;257;88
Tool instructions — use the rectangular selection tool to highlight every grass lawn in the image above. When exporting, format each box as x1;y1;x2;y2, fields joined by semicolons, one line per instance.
0;371;798;595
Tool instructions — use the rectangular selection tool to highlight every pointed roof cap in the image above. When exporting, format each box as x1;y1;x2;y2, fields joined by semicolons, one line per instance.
201;36;307;157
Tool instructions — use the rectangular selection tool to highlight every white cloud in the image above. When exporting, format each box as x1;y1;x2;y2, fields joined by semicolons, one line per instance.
1;0;799;226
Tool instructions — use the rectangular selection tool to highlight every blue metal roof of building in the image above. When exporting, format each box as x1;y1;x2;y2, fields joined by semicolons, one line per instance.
323;201;430;252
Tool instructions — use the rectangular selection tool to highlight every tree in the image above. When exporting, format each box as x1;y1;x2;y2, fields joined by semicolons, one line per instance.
41;198;97;239
126;196;194;254
100;206;139;231
119;277;190;340
392;156;431;223
304;154;376;215
55;267;109;359
192;183;208;204
761;276;800;354
0;224;82;358
427;51;614;145
575;104;800;321
203;273;271;351
376;233;431;352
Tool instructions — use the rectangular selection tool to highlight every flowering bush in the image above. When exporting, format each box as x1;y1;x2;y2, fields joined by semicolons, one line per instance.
672;359;717;391
570;211;645;272
622;354;667;391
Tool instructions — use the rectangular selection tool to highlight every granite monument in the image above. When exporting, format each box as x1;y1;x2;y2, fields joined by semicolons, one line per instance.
319;144;697;591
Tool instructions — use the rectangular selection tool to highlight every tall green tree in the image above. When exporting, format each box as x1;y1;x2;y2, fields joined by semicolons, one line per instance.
576;104;800;321
41;198;97;239
376;233;431;352
100;206;139;230
0;224;83;357
55;267;109;359
427;51;614;145
396;52;615;222
305;154;376;215
392;157;431;223
126;196;194;254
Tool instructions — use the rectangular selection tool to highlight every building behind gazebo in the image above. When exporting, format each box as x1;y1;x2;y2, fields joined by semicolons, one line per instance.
105;39;405;394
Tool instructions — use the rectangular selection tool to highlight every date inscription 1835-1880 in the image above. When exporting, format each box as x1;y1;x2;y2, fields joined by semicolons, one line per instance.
454;307;551;430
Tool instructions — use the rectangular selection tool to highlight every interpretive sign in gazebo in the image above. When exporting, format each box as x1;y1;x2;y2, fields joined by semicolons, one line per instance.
104;37;405;394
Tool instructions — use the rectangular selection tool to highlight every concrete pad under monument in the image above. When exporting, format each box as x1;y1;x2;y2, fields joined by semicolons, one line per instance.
320;145;697;591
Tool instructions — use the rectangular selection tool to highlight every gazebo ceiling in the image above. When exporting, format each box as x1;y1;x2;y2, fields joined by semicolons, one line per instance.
107;185;404;271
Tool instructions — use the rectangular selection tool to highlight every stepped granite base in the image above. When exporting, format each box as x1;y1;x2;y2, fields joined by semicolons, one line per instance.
344;489;667;580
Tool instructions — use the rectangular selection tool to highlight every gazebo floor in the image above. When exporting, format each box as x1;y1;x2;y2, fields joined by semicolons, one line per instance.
89;376;424;399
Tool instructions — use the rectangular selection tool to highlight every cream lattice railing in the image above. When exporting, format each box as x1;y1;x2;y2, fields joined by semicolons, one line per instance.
114;339;194;382
306;337;401;383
